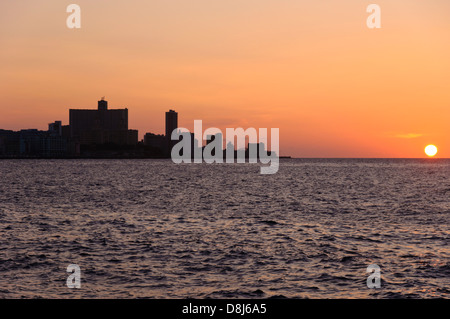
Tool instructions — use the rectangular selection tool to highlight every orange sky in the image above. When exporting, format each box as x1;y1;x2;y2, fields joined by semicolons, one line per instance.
0;0;449;157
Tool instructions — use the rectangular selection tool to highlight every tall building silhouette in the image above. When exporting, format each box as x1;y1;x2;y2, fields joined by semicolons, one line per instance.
165;110;178;155
69;98;137;146
165;110;178;139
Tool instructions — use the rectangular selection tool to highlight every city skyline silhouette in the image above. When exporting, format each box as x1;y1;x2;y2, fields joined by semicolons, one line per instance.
0;98;281;160
1;1;449;158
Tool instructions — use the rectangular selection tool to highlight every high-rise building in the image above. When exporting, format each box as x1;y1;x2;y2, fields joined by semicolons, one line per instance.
165;109;178;156
69;99;137;145
165;110;178;139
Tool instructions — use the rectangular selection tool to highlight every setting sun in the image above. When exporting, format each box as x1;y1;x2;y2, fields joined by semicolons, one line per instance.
425;145;438;157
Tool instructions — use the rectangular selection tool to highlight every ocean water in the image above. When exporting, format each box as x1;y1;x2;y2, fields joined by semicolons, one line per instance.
0;159;448;299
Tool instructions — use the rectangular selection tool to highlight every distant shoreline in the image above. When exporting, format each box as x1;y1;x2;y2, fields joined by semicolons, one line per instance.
0;157;447;160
